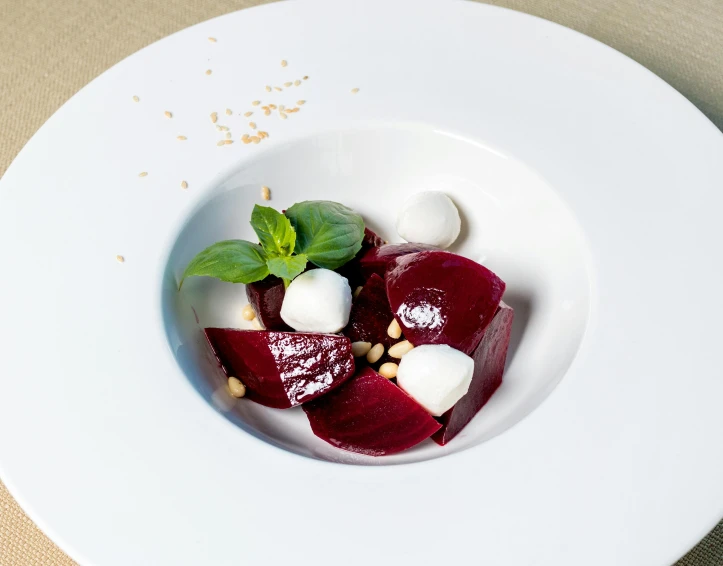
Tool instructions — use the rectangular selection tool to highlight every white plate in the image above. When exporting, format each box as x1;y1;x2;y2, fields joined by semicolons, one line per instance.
1;1;722;564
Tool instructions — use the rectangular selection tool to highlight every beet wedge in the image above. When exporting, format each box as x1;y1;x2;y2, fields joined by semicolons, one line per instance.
245;275;290;331
343;273;397;348
433;302;514;445
304;367;441;456
386;250;505;355
359;243;439;280
205;329;355;408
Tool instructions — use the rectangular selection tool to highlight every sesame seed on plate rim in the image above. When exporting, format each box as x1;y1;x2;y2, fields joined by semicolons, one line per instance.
205;69;212;75
284;81;292;87
244;111;253;117
249;122;257;129
138;171;148;177
208;37;217;42
132;95;140;102
177;135;187;141
164;110;173;118
251;100;261;106
210;112;218;123
351;87;359;93
181;181;188;189
281;60;287;67
116;255;125;263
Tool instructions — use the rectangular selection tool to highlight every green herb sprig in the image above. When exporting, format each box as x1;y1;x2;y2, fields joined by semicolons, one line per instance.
179;200;365;289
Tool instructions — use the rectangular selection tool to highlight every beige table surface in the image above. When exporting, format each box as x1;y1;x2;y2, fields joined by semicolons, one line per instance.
1;0;722;564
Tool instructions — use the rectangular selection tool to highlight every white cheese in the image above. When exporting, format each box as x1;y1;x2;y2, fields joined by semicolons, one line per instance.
280;269;352;333
396;191;461;248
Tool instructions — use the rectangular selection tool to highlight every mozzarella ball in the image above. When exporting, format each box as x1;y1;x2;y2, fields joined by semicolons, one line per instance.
396;344;474;416
396;191;461;248
280;269;352;333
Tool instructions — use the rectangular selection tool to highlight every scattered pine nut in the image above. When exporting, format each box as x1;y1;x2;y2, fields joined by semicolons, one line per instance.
251;100;261;106
116;254;125;263
249;121;257;129
387;318;402;339
138;171;148;177
228;377;246;398
351;87;360;94
242;304;256;321
297;100;306;105
244;111;253;117
284;81;292;87
351;341;372;357
367;343;385;364
265;86;272;92
388;340;414;359
274;86;283;92
225;108;232;115
177;135;187;140
181;180;188;189
379;362;399;379
217;140;226;146
294;79;301;86
210;112;218;123
164;110;173;118
205;69;212;75
251;316;264;330
261;186;270;200
353;286;363;300
251;136;261;144
208;37;217;43
132;95;140;102
281;59;287;67
224;139;234;145
225;132;232;139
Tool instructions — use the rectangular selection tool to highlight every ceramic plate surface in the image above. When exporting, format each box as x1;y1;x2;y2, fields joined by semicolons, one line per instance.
1;1;722;565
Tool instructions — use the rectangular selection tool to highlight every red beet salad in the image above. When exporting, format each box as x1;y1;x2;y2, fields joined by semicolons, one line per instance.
180;193;513;456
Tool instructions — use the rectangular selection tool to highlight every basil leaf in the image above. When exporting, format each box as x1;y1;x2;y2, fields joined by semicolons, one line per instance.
180;240;269;288
266;254;308;281
250;205;296;257
285;201;365;269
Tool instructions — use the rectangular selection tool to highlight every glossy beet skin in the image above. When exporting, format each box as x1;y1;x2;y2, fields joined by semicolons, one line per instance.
358;243;439;280
205;329;355;408
343;273;397;348
433;302;514;445
386;250;505;355
245;275;290;331
304;367;441;455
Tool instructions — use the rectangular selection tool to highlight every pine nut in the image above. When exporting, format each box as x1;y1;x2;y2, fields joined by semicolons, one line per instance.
351;341;372;357
353;286;363;300
228;377;246;398
388;340;414;359
366;343;384;364
378;362;398;379
387;318;402;339
261;186;271;200
242;304;255;321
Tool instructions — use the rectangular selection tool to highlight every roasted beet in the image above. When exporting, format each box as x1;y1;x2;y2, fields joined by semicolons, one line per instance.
343;273;397;348
335;227;386;288
359;243;439;280
304;367;441;455
363;227;385;249
433;302;514;445
205;329;355;408
245;276;290;331
386;250;505;355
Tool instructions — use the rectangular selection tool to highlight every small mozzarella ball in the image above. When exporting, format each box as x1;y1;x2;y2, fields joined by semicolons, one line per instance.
396;191;461;249
396;344;473;416
280;269;352;333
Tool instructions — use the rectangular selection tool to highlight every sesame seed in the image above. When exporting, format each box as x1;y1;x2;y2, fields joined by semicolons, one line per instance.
284;82;292;87
205;69;212;75
279;112;287;120
279;104;285;111
208;37;217;42
303;75;309;80
281;60;287;67
164;111;173;118
244;111;253;117
261;186;270;200
181;181;188;189
224;139;233;144
132;95;140;102
210;112;218;123
249;122;257;129
177;135;187;140
351;88;359;93
138;171;148;177
116;255;125;263
265;86;272;92
226;132;232;139
217;140;225;146
251;100;261;106
274;87;282;92
269;104;277;110
251;136;261;144
225;108;232;115
258;131;268;138
264;109;271;116
242;133;250;140
294;80;301;86
297;100;306;105
242;137;252;144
